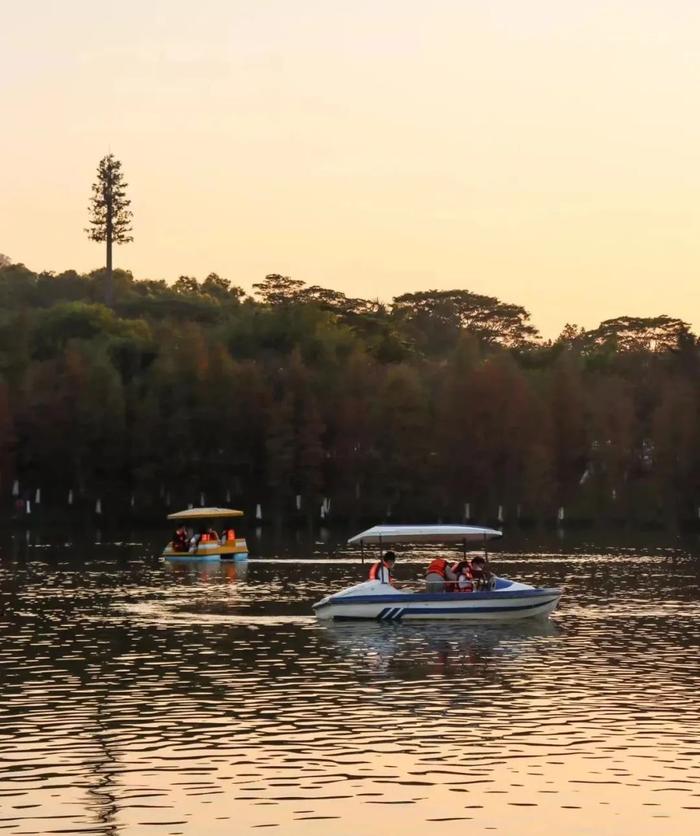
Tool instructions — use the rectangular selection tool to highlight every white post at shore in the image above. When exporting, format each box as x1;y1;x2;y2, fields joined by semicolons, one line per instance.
497;505;504;523
256;503;262;521
95;498;102;515
130;494;135;509
200;492;205;507
35;488;41;505
557;506;565;523
464;502;471;521
226;488;231;503
296;494;301;511
12;480;19;497
68;489;74;505
26;500;31;515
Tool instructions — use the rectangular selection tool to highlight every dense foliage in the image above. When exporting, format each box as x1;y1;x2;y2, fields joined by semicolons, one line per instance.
0;261;698;527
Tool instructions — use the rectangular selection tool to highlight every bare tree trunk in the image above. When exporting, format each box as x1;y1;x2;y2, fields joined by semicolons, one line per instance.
105;235;113;306
105;192;113;306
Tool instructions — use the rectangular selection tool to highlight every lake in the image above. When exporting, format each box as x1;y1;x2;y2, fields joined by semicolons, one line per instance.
1;529;700;835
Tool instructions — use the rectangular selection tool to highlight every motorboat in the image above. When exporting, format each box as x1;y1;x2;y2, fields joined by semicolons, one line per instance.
313;524;562;622
161;507;248;561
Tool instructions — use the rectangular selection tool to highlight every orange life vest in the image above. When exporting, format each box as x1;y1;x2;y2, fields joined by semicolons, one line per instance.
456;572;474;592
426;558;448;578
225;529;236;542
369;560;392;582
200;533;210;543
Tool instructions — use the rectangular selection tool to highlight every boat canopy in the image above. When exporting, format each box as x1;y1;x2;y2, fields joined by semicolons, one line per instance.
347;524;502;546
167;507;244;521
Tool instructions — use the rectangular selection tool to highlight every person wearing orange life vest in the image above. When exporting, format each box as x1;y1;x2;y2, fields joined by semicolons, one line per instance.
453;560;475;592
425;557;458;592
369;551;397;585
450;559;473;592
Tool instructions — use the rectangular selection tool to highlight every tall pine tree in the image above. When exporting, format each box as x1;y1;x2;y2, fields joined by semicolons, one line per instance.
85;154;133;305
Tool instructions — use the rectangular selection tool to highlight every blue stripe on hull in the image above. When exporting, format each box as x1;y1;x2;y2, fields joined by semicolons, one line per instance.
376;606;405;621
398;599;559;616
314;588;561;613
330;597;559;621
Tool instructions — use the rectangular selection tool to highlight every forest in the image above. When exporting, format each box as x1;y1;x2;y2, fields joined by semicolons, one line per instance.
0;258;699;529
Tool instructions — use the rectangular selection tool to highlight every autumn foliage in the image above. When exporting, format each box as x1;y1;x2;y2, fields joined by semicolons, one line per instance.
1;262;698;527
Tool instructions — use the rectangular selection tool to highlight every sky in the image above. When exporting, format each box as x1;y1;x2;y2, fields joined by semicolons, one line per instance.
2;0;700;337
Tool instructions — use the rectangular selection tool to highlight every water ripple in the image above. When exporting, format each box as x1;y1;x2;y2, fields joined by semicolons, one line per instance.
0;543;699;833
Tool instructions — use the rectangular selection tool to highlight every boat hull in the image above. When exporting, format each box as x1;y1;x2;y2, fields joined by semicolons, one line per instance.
314;586;562;622
162;538;248;562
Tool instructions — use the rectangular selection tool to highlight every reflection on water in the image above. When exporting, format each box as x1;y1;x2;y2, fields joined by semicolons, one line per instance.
1;536;700;834
324;619;560;679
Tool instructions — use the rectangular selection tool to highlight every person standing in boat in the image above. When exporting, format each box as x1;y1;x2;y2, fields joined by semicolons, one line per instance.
369;551;397;585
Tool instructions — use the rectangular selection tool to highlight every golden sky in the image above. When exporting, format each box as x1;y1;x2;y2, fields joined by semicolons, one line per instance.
2;0;700;337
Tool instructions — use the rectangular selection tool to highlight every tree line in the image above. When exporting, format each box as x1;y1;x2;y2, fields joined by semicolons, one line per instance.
0;258;698;529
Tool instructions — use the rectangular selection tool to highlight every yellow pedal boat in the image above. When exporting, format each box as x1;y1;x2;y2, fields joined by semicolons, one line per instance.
162;507;249;561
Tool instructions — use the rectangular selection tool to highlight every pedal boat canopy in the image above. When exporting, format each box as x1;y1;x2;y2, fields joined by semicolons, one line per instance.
347;524;502;546
167;507;244;521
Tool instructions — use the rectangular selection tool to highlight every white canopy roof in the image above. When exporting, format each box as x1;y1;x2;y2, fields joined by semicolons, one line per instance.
347;524;502;546
167;507;244;521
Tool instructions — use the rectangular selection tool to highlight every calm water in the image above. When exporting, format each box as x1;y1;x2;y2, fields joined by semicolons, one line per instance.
1;531;700;835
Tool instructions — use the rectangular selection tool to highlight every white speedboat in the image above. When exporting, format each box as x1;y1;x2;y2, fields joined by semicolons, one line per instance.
313;524;562;622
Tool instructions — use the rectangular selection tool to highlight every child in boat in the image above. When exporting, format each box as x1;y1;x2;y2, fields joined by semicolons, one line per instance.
451;560;473;592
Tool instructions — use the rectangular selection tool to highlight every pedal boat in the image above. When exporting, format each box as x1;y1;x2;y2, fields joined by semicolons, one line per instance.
313;525;562;622
162;507;248;562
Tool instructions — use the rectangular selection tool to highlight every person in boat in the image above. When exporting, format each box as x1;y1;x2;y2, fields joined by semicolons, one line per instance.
468;555;494;590
454;561;475;592
450;559;471;592
369;551;397;585
425;557;458;592
172;525;189;553
189;526;207;552
195;526;221;546
221;527;236;544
